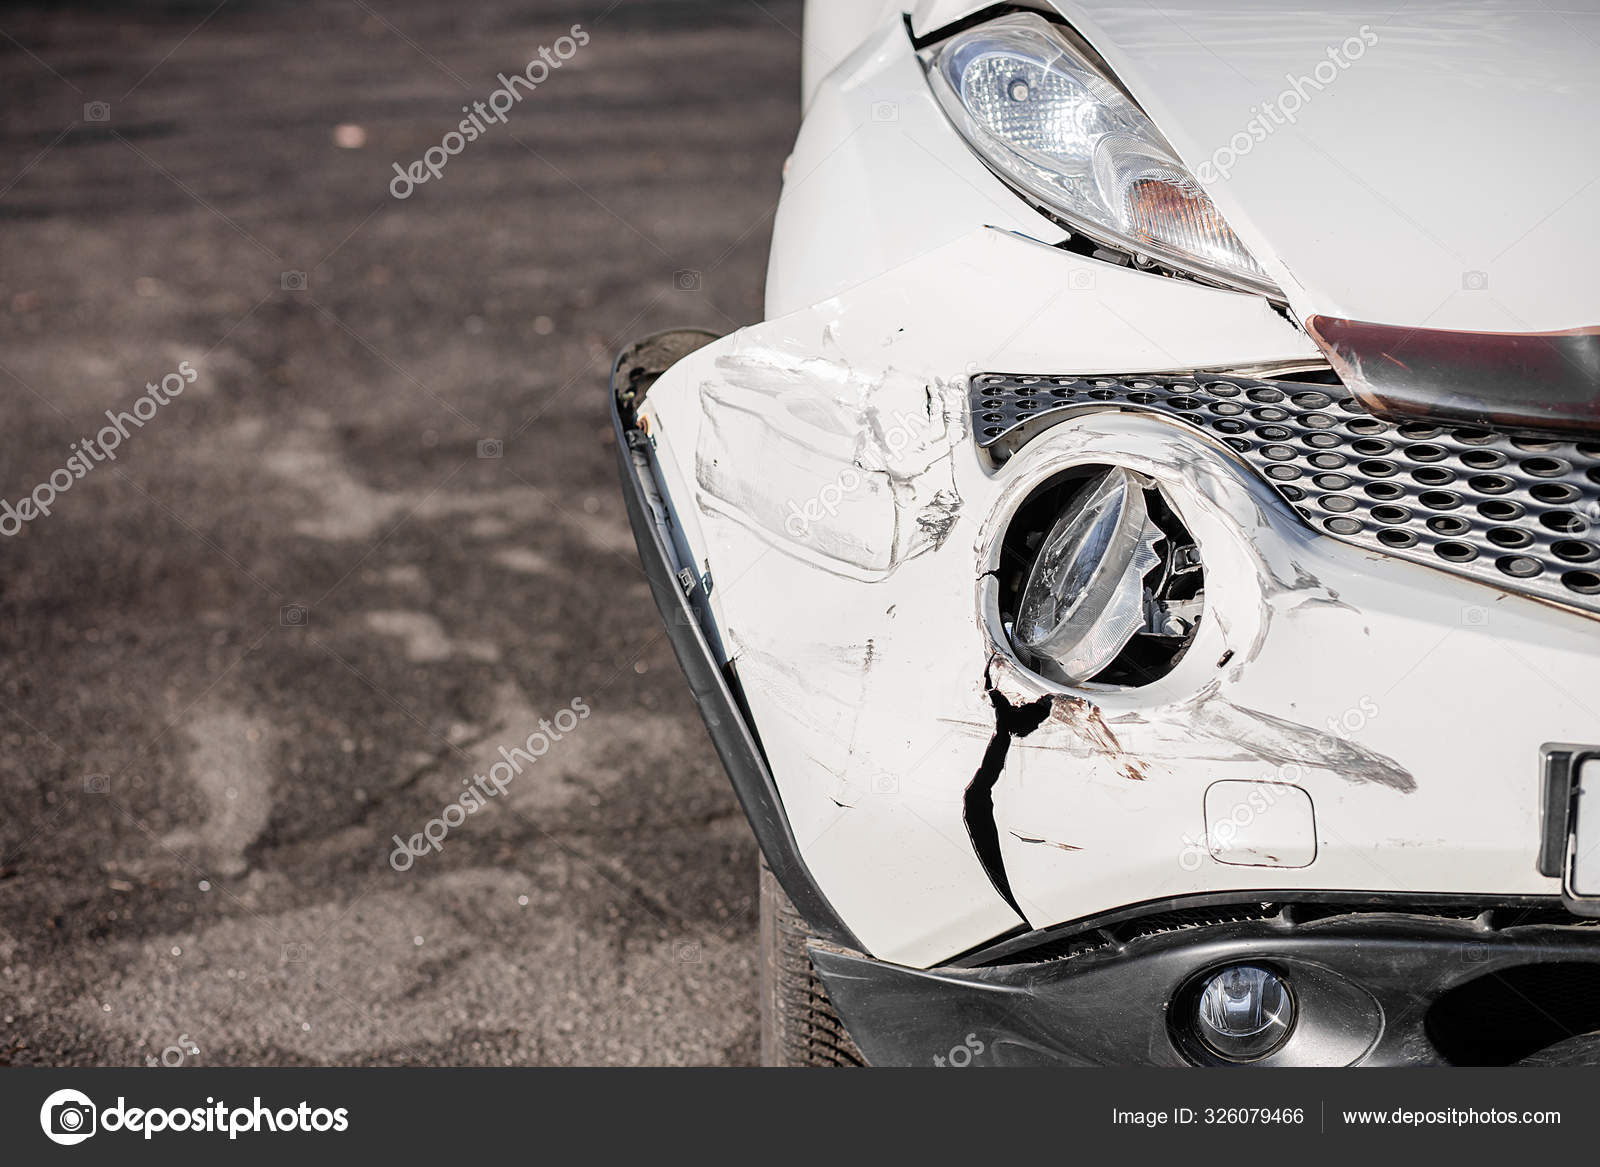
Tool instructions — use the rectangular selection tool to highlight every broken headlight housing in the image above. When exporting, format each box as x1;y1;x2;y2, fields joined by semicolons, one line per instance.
924;13;1279;298
1003;466;1203;687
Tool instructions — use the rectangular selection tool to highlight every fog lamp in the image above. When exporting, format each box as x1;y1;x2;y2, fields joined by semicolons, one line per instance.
1195;965;1294;1061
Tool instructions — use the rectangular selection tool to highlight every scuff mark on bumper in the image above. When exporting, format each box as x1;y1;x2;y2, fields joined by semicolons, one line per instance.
1045;695;1151;784
693;348;963;580
1010;832;1083;852
1183;688;1416;793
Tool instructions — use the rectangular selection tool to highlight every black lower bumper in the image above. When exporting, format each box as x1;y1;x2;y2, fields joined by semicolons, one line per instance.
610;330;858;949
810;897;1600;1066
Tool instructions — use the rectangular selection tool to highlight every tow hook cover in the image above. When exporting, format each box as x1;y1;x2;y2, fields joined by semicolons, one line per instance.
1203;780;1317;868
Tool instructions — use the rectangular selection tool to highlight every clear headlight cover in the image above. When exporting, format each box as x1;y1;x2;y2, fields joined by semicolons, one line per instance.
927;14;1280;297
1014;467;1162;683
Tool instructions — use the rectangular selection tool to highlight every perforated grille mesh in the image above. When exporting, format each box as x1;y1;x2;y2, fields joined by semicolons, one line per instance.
970;372;1600;616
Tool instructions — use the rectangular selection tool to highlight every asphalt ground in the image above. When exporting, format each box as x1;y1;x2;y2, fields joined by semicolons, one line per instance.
0;0;803;1066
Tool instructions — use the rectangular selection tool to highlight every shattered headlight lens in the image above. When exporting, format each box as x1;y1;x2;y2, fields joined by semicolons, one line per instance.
1009;467;1203;687
1015;467;1160;681
926;13;1280;298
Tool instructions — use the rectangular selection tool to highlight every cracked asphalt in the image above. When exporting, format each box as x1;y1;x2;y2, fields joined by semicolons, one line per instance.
0;0;802;1066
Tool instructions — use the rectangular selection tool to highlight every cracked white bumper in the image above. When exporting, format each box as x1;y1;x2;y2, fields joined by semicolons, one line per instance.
629;15;1600;968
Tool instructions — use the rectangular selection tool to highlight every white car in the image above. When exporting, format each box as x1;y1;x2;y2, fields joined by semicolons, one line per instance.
613;1;1600;1066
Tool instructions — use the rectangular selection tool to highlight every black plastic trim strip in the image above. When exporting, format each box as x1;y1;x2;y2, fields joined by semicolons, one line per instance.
906;4;1034;51
1541;742;1600;917
1541;744;1588;878
948;888;1576;968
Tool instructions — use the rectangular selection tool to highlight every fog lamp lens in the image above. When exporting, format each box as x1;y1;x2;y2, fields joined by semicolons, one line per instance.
1195;965;1293;1060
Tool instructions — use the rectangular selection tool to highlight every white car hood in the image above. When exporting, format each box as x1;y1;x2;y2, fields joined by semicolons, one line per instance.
912;0;1599;334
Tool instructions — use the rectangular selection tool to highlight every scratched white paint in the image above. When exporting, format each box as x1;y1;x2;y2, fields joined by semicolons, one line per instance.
633;5;1600;967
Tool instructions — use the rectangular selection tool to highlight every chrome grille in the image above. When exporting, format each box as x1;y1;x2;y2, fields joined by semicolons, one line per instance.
970;372;1600;616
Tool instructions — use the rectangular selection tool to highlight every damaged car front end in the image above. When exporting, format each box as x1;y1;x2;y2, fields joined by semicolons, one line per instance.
613;2;1600;1066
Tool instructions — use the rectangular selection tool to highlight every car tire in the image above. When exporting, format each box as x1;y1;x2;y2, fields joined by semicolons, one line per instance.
758;857;865;1066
